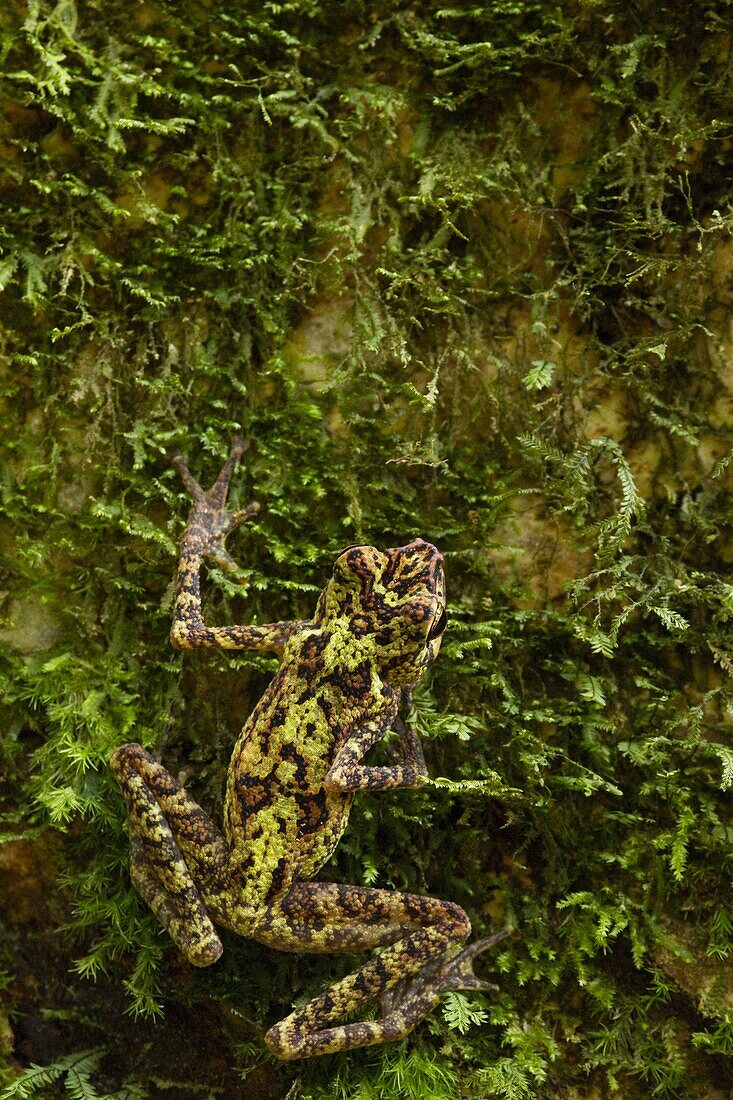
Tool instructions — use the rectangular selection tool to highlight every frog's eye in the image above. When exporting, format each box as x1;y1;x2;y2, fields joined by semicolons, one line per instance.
427;607;447;640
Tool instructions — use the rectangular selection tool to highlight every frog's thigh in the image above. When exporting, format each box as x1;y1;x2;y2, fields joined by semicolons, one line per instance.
111;743;228;966
259;881;471;1059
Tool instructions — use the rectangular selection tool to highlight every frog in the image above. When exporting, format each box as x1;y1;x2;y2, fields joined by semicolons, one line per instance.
110;437;509;1059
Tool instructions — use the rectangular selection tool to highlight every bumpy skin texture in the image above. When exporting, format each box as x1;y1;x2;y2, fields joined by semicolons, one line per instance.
111;439;508;1059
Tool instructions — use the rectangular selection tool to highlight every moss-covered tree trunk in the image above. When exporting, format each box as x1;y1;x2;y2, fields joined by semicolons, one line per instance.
1;1;732;1097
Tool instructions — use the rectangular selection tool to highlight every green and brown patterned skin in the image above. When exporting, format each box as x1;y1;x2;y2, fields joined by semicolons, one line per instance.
110;438;509;1059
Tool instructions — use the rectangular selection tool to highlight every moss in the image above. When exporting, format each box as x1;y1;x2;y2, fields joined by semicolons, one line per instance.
1;0;732;1096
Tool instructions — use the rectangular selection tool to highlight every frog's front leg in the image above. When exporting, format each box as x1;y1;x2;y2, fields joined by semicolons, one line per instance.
110;743;230;966
324;707;428;793
257;881;510;1059
169;437;299;656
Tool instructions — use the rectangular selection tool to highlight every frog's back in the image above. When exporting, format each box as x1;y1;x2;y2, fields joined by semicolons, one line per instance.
223;631;361;909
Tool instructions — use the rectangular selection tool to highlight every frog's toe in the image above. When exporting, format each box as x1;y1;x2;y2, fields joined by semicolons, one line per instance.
204;436;249;509
169;450;205;501
171;437;254;521
206;543;241;573
222;500;261;537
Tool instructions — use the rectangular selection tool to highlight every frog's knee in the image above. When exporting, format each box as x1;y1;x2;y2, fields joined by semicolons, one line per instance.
264;1022;299;1061
165;908;224;968
110;742;147;776
443;900;471;941
185;933;223;967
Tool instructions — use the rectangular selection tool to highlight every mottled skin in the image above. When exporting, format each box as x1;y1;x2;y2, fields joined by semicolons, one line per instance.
111;438;509;1059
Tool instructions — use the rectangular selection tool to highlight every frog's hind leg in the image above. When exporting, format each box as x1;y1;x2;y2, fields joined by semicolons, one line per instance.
257;882;509;1059
110;743;229;967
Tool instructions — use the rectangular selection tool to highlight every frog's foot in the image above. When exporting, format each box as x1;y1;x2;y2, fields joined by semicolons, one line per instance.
380;928;511;1015
261;883;512;1058
432;928;512;993
170;437;260;571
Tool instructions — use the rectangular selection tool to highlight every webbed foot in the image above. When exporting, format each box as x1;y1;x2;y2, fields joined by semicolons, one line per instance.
380;928;512;1014
434;928;512;992
170;437;260;570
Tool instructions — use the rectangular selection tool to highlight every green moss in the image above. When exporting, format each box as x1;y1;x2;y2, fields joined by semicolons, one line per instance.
1;0;733;1096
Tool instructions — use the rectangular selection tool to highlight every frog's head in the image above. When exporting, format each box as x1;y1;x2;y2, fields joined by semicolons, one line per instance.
317;538;446;686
